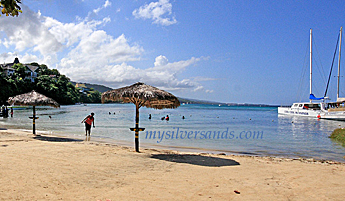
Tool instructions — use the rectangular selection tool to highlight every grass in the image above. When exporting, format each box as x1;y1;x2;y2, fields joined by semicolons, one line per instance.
329;128;345;146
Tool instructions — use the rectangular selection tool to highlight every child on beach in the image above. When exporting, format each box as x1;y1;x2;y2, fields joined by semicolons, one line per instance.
81;112;95;136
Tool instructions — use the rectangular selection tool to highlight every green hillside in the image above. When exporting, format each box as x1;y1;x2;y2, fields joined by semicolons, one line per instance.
70;81;113;93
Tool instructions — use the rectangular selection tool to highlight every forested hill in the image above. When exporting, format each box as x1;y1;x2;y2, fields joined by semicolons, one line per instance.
70;81;113;93
0;62;101;105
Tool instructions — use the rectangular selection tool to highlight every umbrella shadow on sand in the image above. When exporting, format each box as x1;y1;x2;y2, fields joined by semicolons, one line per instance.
150;154;240;167
33;135;83;142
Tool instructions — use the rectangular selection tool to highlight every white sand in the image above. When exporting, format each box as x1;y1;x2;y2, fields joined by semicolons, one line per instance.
1;129;345;200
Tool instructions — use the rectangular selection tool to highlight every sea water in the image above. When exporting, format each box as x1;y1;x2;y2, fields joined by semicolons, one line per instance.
1;103;345;162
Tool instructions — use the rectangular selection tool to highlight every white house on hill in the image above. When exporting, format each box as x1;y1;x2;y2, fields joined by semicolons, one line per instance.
0;57;40;82
2;66;15;76
25;64;40;82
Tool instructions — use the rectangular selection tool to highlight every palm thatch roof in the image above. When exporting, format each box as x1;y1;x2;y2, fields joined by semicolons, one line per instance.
102;82;180;109
7;90;60;108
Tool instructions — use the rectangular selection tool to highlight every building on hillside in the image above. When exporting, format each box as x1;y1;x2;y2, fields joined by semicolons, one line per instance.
25;64;40;82
2;66;15;76
0;57;40;82
1;57;19;76
75;83;90;94
75;83;86;88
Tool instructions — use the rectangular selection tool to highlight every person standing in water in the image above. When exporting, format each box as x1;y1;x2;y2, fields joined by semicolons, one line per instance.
81;112;95;136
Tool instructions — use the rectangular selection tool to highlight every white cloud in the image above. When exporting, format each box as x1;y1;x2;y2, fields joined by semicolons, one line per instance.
193;76;219;82
154;55;168;66
93;0;112;14
0;4;213;94
141;56;205;91
104;0;112;8
0;52;50;67
133;0;177;26
21;53;40;63
0;6;62;65
58;32;144;79
59;54;204;92
193;86;204;92
0;52;17;63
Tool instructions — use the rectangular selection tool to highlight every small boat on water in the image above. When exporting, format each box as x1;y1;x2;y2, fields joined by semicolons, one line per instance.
278;28;345;121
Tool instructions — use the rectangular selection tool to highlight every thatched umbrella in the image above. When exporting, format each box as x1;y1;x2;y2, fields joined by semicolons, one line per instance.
7;90;60;135
102;82;180;152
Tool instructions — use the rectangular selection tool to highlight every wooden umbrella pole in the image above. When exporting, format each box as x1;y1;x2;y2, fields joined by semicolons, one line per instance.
33;106;36;135
129;100;145;152
135;103;139;152
29;106;39;135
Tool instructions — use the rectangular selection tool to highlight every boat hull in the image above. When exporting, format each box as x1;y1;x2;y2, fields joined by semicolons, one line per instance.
278;107;320;118
319;111;345;121
278;106;345;121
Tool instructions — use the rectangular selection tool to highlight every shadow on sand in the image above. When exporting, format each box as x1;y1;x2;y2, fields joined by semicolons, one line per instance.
151;154;240;167
33;135;83;142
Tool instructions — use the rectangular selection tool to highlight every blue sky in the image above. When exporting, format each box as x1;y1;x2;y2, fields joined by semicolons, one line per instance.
1;0;345;105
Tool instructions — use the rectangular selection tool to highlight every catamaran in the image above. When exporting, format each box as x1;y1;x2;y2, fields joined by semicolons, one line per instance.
278;28;345;121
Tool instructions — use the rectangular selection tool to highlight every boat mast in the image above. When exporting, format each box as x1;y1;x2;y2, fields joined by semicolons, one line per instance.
310;28;313;103
337;27;342;99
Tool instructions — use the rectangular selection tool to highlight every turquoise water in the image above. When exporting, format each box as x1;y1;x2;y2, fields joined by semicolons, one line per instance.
1;103;345;162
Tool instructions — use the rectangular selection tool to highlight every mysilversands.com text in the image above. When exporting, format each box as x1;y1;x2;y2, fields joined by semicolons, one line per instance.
145;127;264;143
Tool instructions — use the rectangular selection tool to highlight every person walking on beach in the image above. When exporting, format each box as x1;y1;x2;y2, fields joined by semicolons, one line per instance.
81;112;95;136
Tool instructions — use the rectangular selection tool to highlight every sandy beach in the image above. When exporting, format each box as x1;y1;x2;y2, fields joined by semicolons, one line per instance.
1;128;345;200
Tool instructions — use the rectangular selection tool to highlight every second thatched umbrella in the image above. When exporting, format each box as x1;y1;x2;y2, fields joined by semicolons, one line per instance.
7;90;60;135
102;82;180;152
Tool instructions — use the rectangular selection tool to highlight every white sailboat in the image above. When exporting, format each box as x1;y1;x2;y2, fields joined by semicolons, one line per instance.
278;28;345;121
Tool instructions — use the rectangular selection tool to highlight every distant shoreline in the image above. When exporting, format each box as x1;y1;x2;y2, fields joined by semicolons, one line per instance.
71;81;283;107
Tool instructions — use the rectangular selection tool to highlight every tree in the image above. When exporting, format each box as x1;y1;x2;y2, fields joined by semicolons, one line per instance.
12;63;26;79
0;60;102;105
30;62;39;66
38;64;60;76
0;0;22;17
